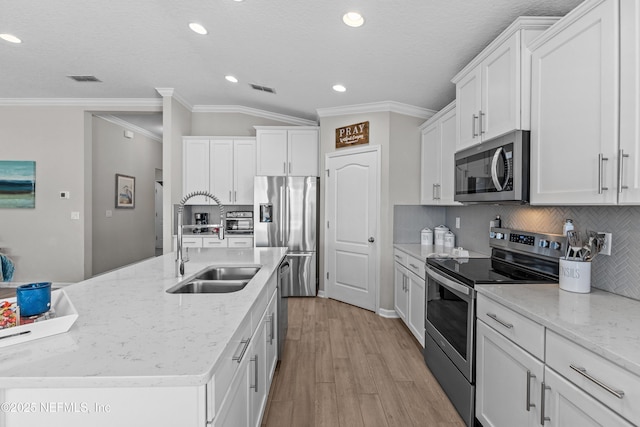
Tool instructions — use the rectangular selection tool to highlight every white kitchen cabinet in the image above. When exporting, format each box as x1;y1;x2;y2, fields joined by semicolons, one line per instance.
227;236;254;248
420;101;460;205
542;367;633;427
476;320;543;427
529;0;640;205
255;126;319;176
183;137;256;206
213;354;250;427
452;17;558;151
265;291;278;384
393;249;425;346
203;236;229;248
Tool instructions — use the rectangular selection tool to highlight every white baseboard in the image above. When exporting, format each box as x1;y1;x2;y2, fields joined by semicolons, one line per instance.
378;308;400;318
317;290;326;298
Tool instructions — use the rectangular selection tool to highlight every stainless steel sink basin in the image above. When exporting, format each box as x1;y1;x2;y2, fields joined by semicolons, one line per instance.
168;280;249;294
166;266;261;294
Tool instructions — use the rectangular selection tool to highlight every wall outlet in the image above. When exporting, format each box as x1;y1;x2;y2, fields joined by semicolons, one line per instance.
599;232;613;256
60;191;70;199
70;211;80;220
455;217;461;229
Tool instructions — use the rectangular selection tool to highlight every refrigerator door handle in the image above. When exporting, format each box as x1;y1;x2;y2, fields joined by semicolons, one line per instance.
279;186;285;245
286;252;314;257
286;186;291;246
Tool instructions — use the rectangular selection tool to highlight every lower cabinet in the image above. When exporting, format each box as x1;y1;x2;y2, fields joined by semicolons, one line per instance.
476;320;543;427
393;249;425;346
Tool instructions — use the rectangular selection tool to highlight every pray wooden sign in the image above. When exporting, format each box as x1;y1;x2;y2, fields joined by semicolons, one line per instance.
336;121;369;149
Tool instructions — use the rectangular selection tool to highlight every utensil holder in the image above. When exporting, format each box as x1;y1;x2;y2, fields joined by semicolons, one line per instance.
559;259;591;293
16;282;51;316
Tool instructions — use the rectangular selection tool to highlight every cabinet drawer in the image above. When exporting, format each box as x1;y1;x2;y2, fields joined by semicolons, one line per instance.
406;255;425;280
181;237;202;248
213;313;252;416
477;294;544;360
393;249;408;266
202;237;228;248
228;237;253;248
546;330;640;425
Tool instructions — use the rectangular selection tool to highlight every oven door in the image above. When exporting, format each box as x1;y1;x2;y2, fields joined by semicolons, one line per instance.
425;266;475;382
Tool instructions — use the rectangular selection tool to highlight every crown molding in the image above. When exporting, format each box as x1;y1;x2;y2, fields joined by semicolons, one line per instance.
95;114;162;142
0;98;162;107
155;88;193;111
419;100;456;130
316;101;436;119
192;104;317;126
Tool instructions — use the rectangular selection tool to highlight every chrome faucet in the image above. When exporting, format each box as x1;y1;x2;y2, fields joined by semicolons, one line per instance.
176;190;225;277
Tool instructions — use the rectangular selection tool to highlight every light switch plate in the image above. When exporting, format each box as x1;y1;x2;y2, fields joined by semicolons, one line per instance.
598;232;612;256
455;217;460;229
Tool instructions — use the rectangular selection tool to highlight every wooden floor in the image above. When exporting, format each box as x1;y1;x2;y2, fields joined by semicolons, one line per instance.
262;297;465;427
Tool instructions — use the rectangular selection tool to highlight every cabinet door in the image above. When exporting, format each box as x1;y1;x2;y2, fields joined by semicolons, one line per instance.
482;33;519;141
213;358;250;427
287;129;318;176
619;0;640;204
234;139;256;204
456;67;482;151
227;237;253;248
407;270;425;347
183;139;210;204
250;315;268;427
543;367;633;427
439;107;459;205
530;0;619;205
476;320;543;427
210;140;234;204
420;122;440;204
394;263;408;321
265;291;278;384
256;129;287;176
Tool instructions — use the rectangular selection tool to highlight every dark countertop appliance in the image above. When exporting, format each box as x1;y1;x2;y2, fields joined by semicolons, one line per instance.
424;228;563;426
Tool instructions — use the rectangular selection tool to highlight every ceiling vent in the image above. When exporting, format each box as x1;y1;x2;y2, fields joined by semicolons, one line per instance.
249;83;276;94
67;75;102;82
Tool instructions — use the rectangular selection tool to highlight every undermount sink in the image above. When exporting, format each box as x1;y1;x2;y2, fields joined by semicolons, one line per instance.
166;266;261;294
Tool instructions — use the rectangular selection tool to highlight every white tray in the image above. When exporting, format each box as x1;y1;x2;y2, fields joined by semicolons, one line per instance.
0;289;78;348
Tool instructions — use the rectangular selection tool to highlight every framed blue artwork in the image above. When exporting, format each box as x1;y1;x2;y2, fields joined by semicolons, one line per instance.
0;160;36;208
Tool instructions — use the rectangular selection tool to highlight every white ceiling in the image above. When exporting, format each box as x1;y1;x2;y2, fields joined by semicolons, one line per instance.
1;0;584;125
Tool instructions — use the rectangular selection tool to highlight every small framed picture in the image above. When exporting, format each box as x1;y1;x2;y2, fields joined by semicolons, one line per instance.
115;174;135;209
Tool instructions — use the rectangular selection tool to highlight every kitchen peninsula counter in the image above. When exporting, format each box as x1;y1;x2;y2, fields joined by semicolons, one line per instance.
477;283;640;377
0;247;287;389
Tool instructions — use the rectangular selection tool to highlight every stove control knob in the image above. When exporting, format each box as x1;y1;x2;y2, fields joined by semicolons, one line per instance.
550;241;562;251
539;239;550;248
496;232;504;240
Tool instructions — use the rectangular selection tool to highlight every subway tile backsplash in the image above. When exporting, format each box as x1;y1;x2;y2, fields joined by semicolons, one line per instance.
394;204;640;301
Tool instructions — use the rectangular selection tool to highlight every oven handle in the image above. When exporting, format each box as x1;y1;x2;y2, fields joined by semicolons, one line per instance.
426;267;470;296
491;147;511;191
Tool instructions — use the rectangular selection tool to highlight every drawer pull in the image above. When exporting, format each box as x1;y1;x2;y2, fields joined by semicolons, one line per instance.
409;263;419;270
526;370;536;412
540;382;550;425
569;364;625;399
232;338;251;363
395;255;402;260
250;355;258;392
487;313;513;329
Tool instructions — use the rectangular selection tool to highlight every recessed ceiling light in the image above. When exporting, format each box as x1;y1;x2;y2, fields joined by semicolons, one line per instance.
342;12;364;28
225;75;239;83
188;23;208;35
333;84;347;93
0;33;22;44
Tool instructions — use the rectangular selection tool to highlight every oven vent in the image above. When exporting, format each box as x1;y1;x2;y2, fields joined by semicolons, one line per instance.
249;83;276;94
67;75;102;82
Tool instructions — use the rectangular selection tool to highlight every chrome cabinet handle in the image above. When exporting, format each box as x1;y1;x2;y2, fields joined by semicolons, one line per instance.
229;191;232;202
232;338;251;363
540;382;550;425
598;153;609;194
479;110;485;135
283;162;286;174
618;149;629;193
409;263;419;270
433;183;437;200
395;254;402;260
250;355;258;392
234;190;237;203
472;113;479;137
526;370;536;412
486;313;514;329
569;364;625;399
437;183;441;200
288;161;292;174
270;313;275;345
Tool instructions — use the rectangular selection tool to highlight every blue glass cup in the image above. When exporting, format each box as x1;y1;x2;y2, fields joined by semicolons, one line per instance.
16;282;52;317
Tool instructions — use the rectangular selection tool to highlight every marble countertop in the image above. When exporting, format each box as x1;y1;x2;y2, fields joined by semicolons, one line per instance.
477;284;640;376
393;243;489;261
0;247;287;388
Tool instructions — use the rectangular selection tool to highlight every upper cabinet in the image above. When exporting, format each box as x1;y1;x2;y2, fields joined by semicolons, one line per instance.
452;17;560;151
255;126;319;176
183;137;256;205
420;101;460;205
530;0;640;205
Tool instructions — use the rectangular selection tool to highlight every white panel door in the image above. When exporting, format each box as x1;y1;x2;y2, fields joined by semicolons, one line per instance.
325;147;379;312
210;139;234;204
234;139;256;204
183;139;210;204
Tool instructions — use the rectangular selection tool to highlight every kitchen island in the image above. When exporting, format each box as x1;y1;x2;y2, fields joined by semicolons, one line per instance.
0;247;287;427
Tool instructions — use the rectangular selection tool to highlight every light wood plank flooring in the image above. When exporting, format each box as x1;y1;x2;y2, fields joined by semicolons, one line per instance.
262;297;465;427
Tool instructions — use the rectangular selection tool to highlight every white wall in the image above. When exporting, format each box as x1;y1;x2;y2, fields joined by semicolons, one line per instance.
191;112;291;136
91;116;162;275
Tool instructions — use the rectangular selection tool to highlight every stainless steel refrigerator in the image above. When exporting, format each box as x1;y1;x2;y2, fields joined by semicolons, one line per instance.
254;176;318;296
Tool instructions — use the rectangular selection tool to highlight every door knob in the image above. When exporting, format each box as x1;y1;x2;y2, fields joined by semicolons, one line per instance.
368;237;375;243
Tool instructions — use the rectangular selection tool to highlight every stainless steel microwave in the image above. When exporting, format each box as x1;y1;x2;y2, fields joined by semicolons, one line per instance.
454;130;529;204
